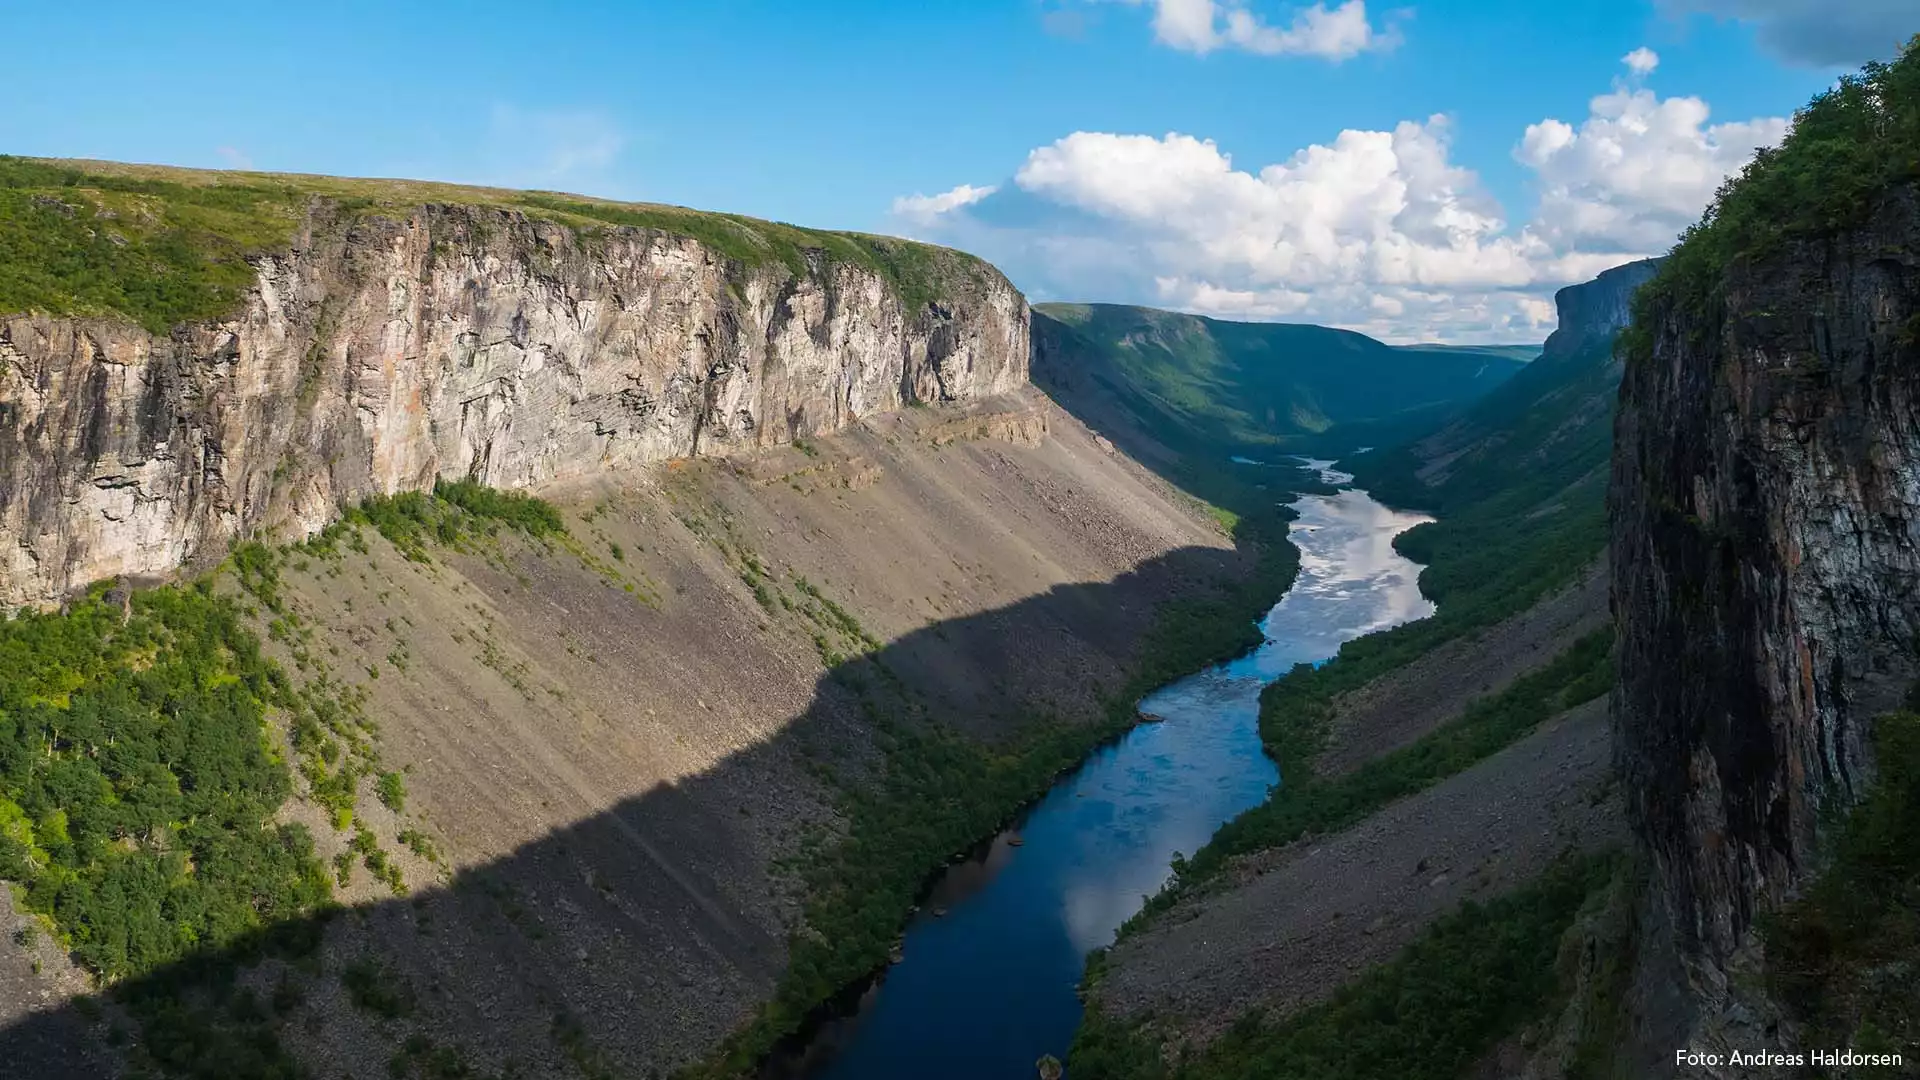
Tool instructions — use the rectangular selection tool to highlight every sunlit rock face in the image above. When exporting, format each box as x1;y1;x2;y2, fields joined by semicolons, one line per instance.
1611;185;1920;1047
0;204;1027;605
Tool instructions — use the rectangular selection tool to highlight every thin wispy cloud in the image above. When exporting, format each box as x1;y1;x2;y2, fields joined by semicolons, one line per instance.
482;104;628;194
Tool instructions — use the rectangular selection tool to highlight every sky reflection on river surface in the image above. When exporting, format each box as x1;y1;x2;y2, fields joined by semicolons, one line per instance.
787;484;1434;1080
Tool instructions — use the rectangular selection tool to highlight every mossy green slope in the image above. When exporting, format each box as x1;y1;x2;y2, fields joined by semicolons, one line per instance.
1032;302;1525;456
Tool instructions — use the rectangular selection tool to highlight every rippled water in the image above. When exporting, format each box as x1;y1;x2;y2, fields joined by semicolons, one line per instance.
784;478;1434;1080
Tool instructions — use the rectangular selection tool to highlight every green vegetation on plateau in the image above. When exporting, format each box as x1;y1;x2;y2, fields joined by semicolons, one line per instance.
1072;853;1622;1080
1032;302;1526;455
0;155;991;335
1623;36;1920;362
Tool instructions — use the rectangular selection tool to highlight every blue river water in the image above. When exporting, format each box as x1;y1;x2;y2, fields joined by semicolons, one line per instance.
783;464;1435;1080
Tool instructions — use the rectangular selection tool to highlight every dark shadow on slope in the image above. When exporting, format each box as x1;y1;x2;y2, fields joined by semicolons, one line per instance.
0;538;1265;1080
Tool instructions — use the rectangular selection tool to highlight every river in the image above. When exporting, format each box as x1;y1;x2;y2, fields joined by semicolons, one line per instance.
781;465;1436;1079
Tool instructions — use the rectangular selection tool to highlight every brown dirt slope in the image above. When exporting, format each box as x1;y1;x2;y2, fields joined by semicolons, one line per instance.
0;388;1249;1079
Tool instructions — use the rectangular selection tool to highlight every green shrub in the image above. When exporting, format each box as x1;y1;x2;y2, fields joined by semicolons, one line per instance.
376;771;407;813
341;958;415;1019
0;586;332;981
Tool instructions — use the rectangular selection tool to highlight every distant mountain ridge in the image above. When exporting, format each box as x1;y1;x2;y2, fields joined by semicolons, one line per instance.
1030;302;1528;463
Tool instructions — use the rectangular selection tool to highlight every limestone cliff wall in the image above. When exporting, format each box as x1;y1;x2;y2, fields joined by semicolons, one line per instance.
0;203;1027;605
1609;185;1920;1036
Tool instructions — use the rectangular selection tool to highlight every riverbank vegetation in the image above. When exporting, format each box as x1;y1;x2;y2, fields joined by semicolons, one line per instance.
1123;627;1612;928
1072;852;1623;1080
693;485;1308;1075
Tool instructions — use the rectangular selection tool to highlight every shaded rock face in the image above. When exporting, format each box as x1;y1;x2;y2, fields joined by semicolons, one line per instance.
1610;188;1920;1004
0;203;1027;605
1549;259;1662;354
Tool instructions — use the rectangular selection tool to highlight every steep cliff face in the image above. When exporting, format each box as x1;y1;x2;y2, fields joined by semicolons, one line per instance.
1549;259;1662;351
0;200;1025;606
1610;183;1920;1035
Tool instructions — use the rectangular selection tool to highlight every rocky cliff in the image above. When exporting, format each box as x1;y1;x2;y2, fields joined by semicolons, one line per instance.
0;194;1025;606
1610;173;1919;1050
1549;258;1662;354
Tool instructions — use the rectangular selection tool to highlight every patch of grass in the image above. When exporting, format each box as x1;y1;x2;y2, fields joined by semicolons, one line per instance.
1071;853;1622;1080
551;1008;620;1080
376;770;407;813
398;828;441;864
389;1032;486;1079
348;478;567;563
0;157;304;332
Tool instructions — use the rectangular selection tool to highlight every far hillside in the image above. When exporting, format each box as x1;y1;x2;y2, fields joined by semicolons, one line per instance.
1348;257;1660;617
1030;302;1527;467
1393;342;1542;366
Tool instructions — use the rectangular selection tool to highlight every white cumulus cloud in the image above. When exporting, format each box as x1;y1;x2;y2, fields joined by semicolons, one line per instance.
1103;0;1404;59
1518;76;1788;255
891;184;1000;224
890;54;1786;343
1622;46;1660;75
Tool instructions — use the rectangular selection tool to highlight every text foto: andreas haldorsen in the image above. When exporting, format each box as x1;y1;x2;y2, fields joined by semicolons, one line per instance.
1677;1048;1906;1070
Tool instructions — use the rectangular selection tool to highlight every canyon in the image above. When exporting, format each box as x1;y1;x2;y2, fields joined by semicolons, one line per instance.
5;63;1919;1078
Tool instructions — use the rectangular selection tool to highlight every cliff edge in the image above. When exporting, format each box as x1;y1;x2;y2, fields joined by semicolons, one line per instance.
1610;47;1919;1060
0;160;1025;606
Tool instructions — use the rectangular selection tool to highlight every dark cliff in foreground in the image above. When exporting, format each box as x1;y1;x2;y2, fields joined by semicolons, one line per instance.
1610;43;1920;1062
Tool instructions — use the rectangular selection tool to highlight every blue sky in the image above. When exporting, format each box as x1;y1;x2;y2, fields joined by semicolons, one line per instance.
3;0;1907;341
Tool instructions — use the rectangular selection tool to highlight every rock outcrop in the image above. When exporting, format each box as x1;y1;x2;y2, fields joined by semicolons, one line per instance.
1548;258;1662;353
0;202;1026;606
1610;185;1920;1047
